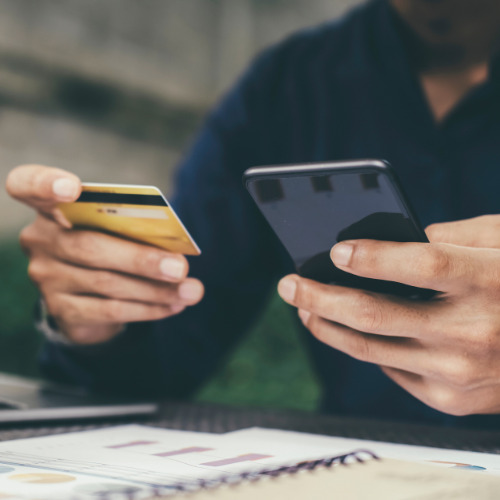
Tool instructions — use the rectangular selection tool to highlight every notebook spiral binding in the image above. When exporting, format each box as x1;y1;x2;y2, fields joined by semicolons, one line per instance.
99;449;378;499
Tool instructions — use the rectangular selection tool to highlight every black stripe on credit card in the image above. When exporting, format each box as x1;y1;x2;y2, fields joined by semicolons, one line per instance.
77;192;168;206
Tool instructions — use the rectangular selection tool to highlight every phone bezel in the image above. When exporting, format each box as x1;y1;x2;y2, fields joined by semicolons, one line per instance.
243;159;429;244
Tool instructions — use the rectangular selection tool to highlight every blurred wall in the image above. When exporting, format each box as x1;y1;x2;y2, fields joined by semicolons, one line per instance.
0;0;362;235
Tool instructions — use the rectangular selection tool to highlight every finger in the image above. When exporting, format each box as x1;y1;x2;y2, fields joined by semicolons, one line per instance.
330;239;496;293
279;275;431;338
22;217;190;283
300;309;498;398
381;367;500;416
426;216;500;248
299;310;430;372
6;165;81;214
382;368;444;413
381;367;477;416
58;304;185;346
299;304;496;392
61;323;127;345
47;293;183;334
384;366;500;415
34;258;204;306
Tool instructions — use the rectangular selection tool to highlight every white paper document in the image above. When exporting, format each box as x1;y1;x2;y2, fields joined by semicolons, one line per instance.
229;427;500;474
0;424;497;499
0;425;340;499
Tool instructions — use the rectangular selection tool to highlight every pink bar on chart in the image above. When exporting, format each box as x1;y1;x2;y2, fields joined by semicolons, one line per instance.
155;447;213;457
202;454;272;467
107;440;157;449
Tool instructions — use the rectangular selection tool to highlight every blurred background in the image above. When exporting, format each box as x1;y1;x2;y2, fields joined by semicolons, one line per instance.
0;0;360;411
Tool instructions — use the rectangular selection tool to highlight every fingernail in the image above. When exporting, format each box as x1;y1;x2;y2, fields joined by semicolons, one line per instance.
278;277;297;303
298;309;311;324
331;242;354;267
160;258;185;280
53;178;79;200
179;281;204;302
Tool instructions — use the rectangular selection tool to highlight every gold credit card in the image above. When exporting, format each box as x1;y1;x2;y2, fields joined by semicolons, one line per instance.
58;183;201;256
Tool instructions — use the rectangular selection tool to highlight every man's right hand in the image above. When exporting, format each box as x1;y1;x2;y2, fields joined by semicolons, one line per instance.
6;165;205;345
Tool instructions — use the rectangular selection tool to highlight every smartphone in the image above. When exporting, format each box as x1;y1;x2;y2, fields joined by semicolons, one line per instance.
244;160;434;298
58;183;201;256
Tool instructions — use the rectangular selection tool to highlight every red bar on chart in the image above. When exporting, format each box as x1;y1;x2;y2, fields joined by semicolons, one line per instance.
106;441;157;449
201;454;272;467
155;447;213;457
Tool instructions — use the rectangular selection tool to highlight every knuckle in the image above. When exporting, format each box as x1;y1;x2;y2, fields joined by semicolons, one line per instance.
294;281;318;311
425;223;445;243
93;271;117;295
27;259;47;284
19;221;44;254
103;300;126;322
30;167;46;193
439;356;478;390
354;294;385;333
63;230;98;263
349;334;372;362
429;387;470;416
468;322;498;357
19;225;34;250
415;246;450;281
350;241;374;268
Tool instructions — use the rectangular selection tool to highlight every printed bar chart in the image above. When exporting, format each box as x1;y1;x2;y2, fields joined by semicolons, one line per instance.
202;454;272;467
155;447;214;457
106;441;157;449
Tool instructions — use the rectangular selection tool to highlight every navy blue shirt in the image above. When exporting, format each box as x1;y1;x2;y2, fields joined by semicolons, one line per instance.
41;0;500;428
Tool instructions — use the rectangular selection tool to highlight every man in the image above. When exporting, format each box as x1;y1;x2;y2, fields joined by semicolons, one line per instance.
7;0;500;427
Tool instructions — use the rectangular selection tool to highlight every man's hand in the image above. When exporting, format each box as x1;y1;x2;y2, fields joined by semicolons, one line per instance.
277;218;500;416
6;165;204;345
426;215;500;248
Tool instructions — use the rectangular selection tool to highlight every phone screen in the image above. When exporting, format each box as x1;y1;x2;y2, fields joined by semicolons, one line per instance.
246;164;432;297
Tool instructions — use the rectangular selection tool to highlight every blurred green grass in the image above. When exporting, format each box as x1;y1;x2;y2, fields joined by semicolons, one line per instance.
0;239;43;377
0;238;320;411
195;293;321;411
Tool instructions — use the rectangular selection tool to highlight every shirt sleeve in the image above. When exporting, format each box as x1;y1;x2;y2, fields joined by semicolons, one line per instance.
38;49;290;398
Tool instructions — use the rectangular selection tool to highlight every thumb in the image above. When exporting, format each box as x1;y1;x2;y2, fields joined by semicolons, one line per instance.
6;164;81;227
426;216;500;249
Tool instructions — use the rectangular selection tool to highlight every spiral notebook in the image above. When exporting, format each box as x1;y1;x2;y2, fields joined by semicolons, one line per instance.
0;425;499;499
172;453;500;500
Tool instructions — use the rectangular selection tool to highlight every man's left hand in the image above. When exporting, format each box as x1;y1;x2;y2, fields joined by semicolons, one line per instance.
278;217;500;416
